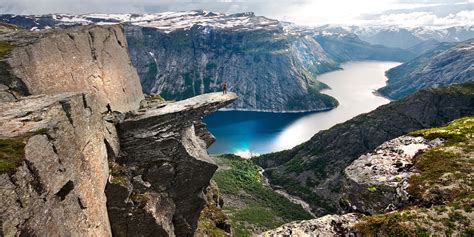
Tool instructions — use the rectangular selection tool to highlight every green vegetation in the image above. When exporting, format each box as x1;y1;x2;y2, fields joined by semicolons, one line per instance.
109;163;129;185
213;155;312;235
206;63;218;70
240;31;290;55
145;94;164;102
408;117;473;203
196;181;229;237
0;41;15;58
367;186;377;192
0;138;26;174
168;30;192;47
269;171;336;214
356;117;474;236
130;192;150;207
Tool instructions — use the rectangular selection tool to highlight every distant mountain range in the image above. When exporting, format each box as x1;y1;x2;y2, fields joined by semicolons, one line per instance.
318;25;474;50
2;12;471;111
0;11;416;112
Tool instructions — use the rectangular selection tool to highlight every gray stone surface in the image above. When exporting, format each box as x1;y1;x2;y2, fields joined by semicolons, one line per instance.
3;25;144;112
107;92;237;237
342;136;443;214
261;213;362;237
0;93;111;236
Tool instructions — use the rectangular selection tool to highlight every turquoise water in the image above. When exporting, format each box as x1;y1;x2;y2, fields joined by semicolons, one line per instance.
204;61;401;157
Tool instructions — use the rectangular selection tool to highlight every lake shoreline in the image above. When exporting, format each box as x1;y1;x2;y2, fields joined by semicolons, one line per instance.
205;61;401;155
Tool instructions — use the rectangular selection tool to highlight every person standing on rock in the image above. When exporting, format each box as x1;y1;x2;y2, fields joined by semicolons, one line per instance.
223;82;228;95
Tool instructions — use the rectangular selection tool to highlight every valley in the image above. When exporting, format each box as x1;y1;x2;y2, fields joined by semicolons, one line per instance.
204;61;399;156
0;5;473;237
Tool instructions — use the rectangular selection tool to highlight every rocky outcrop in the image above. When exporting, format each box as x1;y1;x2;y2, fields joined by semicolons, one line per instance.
378;40;474;100
106;92;237;236
263;116;474;236
1;23;235;237
341;136;443;214
2;24;144;112
255;82;474;216
260;213;362;237
0;93;111;236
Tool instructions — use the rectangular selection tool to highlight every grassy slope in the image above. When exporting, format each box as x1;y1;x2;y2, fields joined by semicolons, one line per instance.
213;155;312;236
355;117;474;236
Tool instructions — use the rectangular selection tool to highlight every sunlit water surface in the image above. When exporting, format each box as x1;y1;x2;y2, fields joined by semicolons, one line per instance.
204;61;401;157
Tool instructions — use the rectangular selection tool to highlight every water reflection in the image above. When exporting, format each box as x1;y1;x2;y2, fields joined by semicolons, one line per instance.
204;61;401;156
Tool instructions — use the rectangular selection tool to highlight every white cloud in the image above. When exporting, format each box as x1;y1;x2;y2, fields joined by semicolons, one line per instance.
361;10;474;28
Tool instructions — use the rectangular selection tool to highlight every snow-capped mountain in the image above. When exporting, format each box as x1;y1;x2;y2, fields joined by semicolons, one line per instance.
0;11;414;112
1;10;280;33
318;25;474;49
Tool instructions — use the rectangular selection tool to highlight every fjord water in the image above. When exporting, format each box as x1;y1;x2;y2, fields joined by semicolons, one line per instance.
204;61;401;156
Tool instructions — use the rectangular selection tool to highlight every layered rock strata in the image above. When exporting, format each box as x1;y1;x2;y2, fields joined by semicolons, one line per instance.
106;92;237;236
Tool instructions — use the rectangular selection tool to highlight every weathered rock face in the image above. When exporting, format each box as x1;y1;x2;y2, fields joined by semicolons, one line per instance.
1;23;233;237
255;82;474;216
0;93;111;236
260;213;363;237
106;92;237;236
341;136;443;214
2;25;144;112
126;24;338;112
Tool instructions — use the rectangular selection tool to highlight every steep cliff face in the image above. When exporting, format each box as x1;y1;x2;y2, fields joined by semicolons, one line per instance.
2;24;144;112
106;92;237;236
255;82;474;216
1;24;234;236
379;40;474;100
0;93;112;236
126;24;338;112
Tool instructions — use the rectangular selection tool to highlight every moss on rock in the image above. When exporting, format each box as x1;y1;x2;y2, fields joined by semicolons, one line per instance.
355;117;474;236
0;138;26;174
0;41;15;58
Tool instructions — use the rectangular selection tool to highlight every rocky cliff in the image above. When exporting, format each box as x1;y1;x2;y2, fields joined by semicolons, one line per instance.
0;11;414;112
0;23;236;236
0;24;144;112
255;81;474;216
106;92;237;236
0;93;112;236
124;16;339;112
378;40;474;100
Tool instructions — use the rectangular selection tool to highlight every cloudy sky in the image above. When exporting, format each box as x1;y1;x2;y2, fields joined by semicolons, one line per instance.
1;0;473;27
